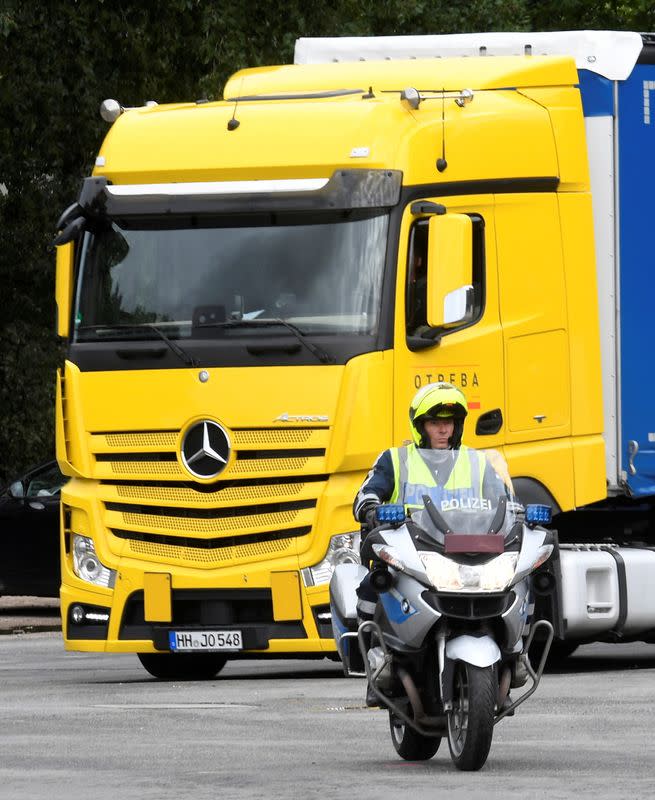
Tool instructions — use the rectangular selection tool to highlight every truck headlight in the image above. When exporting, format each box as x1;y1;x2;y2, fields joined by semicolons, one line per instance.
301;533;360;586
418;551;518;592
72;535;116;588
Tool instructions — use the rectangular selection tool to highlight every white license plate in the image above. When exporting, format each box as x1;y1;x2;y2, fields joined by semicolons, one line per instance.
168;630;243;652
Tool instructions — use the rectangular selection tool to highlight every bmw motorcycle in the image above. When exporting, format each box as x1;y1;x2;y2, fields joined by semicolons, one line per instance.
330;448;555;771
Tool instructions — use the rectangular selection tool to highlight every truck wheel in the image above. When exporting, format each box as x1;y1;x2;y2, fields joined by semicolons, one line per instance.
389;711;441;760
137;652;227;680
447;662;495;771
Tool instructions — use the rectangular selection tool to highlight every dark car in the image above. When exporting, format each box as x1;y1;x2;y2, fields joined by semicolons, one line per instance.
0;461;67;597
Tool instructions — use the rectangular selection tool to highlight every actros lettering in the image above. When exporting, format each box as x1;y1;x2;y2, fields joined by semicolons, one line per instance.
273;413;329;423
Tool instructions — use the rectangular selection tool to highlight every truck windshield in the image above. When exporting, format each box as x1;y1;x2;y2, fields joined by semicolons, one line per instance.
73;211;389;342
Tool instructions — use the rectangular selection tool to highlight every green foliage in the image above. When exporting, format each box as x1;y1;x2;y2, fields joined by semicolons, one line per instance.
0;0;652;483
526;0;655;31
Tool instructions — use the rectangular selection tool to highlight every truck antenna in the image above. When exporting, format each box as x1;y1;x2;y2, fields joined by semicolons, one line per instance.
227;98;240;130
228;77;243;130
436;88;447;172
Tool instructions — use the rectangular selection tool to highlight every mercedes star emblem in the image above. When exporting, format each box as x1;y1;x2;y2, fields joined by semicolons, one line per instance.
181;420;231;479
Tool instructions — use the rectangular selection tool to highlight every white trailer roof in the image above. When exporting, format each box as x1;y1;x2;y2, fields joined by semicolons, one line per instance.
294;31;644;81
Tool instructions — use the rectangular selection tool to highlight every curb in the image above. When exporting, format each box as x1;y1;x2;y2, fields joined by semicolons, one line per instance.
0;623;62;636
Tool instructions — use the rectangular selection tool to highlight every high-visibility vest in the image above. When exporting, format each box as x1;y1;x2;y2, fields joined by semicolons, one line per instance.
389;445;486;513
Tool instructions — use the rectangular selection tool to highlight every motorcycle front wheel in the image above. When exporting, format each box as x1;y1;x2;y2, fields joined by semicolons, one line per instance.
447;662;495;771
389;712;441;761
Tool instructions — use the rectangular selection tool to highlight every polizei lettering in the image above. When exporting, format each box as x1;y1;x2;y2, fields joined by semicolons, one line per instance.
273;413;329;423
441;497;492;511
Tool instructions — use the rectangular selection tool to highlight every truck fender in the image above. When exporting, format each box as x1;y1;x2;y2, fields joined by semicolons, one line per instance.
445;634;501;667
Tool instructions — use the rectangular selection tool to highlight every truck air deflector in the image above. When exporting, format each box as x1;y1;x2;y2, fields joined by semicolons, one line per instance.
295;31;644;81
76;170;402;218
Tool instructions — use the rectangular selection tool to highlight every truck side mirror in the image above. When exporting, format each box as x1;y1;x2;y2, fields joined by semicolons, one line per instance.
426;214;473;328
55;242;75;338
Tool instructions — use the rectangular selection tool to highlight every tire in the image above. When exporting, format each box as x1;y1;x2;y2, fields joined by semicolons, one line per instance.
137;652;228;680
447;662;495;771
389;711;441;761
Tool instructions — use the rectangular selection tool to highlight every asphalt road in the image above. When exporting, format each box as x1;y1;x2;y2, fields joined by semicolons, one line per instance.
0;595;60;634
0;621;654;800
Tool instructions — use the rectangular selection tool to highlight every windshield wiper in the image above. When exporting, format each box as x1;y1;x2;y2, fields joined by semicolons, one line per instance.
196;318;335;365
77;324;198;367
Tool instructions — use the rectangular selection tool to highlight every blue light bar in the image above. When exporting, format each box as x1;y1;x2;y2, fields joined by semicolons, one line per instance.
375;504;406;524
525;503;552;525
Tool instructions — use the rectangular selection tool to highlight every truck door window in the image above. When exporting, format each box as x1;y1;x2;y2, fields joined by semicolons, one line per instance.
406;214;485;343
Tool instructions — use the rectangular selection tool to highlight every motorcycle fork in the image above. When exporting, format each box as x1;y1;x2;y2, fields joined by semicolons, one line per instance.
436;627;454;711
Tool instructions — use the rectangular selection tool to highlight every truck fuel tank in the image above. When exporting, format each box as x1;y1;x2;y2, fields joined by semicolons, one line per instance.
560;545;655;639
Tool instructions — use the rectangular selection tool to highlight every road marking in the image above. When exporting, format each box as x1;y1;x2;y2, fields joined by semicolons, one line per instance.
94;702;259;709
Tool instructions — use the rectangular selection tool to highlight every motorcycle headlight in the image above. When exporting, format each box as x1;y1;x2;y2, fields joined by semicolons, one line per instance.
418;551;519;592
72;535;116;588
301;533;360;586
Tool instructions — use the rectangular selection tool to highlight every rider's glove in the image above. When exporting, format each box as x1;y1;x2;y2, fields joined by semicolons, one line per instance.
362;503;380;532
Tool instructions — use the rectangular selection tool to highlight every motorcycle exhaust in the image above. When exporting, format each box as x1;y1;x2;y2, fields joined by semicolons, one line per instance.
357;620;446;736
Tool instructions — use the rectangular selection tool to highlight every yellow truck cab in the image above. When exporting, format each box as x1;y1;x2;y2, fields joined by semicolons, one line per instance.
54;31;655;676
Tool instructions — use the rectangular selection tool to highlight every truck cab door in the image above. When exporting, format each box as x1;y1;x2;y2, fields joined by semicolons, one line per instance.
393;195;505;450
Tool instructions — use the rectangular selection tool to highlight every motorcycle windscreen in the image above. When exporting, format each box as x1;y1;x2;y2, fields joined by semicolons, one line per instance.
409;447;518;542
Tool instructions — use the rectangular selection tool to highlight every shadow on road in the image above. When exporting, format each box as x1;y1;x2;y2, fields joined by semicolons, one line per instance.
0;604;60;617
545;643;655;674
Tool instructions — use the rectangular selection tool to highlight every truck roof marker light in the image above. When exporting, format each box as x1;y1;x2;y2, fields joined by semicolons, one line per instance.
399;87;474;111
100;99;123;123
401;87;421;110
100;98;157;123
455;88;474;108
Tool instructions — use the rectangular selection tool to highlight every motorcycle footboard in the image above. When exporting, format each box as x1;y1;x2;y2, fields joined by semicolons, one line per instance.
494;619;554;725
357;621;446;738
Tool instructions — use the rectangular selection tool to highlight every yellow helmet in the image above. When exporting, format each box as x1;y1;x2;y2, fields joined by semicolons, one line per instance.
409;382;468;448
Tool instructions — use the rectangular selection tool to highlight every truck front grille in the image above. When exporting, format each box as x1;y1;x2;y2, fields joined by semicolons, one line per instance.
123;533;298;563
88;426;328;567
90;426;328;480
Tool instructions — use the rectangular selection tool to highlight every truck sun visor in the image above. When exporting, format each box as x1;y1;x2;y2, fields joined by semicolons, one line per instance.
72;170;402;221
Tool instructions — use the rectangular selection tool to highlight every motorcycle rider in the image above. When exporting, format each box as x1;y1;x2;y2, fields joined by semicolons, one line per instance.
353;382;512;703
354;380;508;530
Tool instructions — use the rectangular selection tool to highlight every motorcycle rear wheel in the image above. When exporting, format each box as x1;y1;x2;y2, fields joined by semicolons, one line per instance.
389;712;441;761
447;662;495;771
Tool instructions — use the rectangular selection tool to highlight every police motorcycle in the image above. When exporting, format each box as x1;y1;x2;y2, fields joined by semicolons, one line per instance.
330;448;555;771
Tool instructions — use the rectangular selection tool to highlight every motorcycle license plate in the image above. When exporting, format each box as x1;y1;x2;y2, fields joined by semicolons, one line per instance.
168;630;243;652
